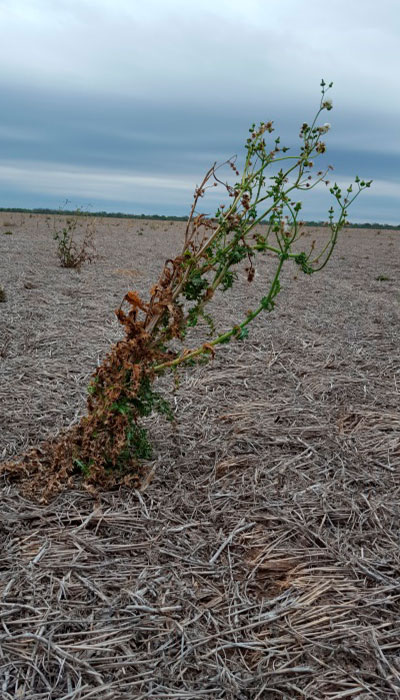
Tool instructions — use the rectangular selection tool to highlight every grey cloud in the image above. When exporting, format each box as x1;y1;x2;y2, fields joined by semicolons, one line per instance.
0;0;398;222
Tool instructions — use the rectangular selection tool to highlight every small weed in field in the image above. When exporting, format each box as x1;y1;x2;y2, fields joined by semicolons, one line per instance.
0;286;6;302
2;230;13;235
52;205;97;269
376;275;391;281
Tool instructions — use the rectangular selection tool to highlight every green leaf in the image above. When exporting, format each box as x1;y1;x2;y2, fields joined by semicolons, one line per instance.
236;327;249;340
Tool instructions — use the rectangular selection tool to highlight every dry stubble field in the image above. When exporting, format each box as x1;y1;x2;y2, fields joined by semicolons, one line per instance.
0;212;400;699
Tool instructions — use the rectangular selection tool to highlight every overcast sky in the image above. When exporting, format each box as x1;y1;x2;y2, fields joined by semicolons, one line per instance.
0;0;399;223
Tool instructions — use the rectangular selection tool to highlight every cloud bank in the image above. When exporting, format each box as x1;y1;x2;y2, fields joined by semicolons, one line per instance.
0;0;398;222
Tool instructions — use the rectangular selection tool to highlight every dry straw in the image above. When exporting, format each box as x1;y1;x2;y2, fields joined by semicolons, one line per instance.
0;220;399;697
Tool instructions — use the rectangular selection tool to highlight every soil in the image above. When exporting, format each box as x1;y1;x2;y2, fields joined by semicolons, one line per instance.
0;213;399;698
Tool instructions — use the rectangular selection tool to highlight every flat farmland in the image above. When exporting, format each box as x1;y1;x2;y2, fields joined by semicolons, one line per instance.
0;213;399;698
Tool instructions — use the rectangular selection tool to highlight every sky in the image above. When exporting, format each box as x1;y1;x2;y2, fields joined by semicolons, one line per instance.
0;0;399;223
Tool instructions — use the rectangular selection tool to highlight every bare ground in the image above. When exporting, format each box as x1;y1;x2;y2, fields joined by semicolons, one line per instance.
0;213;399;698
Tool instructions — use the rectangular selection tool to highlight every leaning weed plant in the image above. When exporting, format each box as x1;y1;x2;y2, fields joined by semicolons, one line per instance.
53;205;97;269
2;82;371;501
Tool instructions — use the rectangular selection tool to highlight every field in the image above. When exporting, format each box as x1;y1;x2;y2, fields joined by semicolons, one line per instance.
1;212;399;698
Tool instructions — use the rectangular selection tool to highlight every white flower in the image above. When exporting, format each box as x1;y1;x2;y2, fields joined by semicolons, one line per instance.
322;99;333;111
318;123;331;134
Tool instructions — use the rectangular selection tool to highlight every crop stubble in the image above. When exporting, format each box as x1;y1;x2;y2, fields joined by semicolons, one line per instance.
0;214;399;698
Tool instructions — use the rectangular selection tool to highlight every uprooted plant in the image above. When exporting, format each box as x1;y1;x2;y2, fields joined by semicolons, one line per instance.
52;204;97;269
1;81;371;500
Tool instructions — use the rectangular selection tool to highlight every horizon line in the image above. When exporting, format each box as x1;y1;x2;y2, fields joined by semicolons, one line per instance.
0;206;398;229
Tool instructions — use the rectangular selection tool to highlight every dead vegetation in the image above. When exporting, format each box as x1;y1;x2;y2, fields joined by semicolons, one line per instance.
0;214;399;698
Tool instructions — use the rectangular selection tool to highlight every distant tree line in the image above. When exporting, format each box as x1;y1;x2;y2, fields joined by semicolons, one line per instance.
0;207;398;229
0;207;187;221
